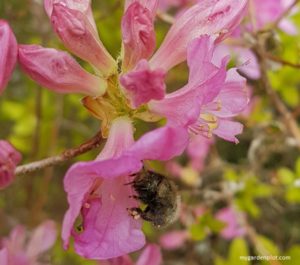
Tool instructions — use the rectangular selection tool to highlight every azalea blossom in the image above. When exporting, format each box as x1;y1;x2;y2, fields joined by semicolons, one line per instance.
18;0;248;136
159;231;189;250
16;0;249;260
0;140;22;189
0;221;57;265
149;36;248;143
0;20;18;94
215;206;246;239
62;116;189;259
101;244;162;265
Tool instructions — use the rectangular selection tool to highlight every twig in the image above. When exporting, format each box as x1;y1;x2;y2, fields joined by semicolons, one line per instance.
264;53;300;69
254;38;300;148
15;132;103;176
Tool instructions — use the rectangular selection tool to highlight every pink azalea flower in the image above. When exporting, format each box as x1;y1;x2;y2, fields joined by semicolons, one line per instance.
62;116;189;259
159;231;189;250
149;36;248;143
0;20;18;94
0;140;22;190
187;135;213;171
18;0;247;111
0;220;57;265
101;244;162;265
121;0;248;108
215;207;245;240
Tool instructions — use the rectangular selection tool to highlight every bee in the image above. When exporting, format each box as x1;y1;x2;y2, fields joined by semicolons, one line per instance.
127;169;180;227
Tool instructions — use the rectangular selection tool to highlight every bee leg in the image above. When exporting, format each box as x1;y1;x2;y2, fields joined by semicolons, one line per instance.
124;181;135;186
128;195;140;200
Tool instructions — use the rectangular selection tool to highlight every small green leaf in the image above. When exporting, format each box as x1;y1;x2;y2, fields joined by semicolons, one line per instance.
229;238;250;265
189;224;206;241
278;168;295;185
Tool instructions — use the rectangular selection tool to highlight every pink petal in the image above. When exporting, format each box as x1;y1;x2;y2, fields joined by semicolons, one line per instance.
207;68;248;118
0;20;17;94
149;86;202;127
101;255;133;265
122;2;156;70
120;60;166;108
213;119;243;143
159;231;189;250
73;179;145;259
26;220;57;258
279;19;298;35
150;0;248;71
97;117;135;160
126;126;189;161
215;207;245;240
0;248;8;265
149;36;228;127
0;140;22;190
187;36;229;105
187;135;212;171
44;0;97;31
234;47;260;80
51;3;115;76
18;44;106;96
125;0;158;15
62;156;142;251
136;244;162;265
62;118;144;257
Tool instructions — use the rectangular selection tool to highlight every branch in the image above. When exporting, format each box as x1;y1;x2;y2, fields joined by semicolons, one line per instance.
254;38;300;148
264;53;300;69
15;132;104;176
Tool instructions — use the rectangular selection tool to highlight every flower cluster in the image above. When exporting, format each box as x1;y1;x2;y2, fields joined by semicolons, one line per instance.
0;0;250;261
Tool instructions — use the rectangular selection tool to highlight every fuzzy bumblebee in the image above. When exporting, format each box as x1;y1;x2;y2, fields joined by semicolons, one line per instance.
127;169;180;227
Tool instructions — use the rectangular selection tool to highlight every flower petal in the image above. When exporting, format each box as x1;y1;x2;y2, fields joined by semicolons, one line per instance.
213;119;243;143
18;44;106;96
122;2;156;70
62;118;143;255
127;126;189;161
73;179;145;259
97;116;135;160
44;0;97;31
0;140;22;190
0;248;8;265
0;20;17;94
149;36;228;127
150;0;248;71
26;220;57;258
125;0;158;15
120;60;166;108
216;207;245;239
51;3;115;76
136;244;162;265
159;231;189;250
207;68;248;118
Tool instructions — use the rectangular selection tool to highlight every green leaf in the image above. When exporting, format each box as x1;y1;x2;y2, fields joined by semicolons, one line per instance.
228;238;250;265
256;235;280;256
278;168;295;185
283;245;300;265
189;224;206;241
295;157;300;177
